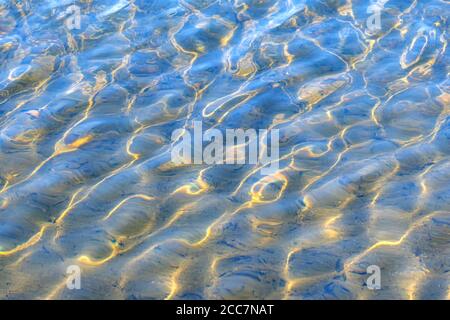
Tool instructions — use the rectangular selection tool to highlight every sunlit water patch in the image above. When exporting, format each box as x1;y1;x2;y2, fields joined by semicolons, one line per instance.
0;0;449;299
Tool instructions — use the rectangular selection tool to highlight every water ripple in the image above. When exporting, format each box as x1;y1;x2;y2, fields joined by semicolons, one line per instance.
0;0;449;300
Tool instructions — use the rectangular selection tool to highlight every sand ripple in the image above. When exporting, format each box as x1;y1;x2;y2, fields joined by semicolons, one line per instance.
0;0;449;299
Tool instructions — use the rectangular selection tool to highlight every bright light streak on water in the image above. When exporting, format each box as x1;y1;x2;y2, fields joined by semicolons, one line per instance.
0;0;449;299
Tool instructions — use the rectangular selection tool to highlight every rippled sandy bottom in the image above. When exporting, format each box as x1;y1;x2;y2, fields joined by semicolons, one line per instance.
0;0;449;299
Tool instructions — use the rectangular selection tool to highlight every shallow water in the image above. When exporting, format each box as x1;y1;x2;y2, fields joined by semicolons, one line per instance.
0;0;449;299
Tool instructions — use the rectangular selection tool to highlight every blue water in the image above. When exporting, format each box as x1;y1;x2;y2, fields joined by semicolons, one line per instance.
0;0;449;299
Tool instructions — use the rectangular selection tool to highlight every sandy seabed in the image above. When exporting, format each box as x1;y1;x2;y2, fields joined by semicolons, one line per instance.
0;0;449;300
